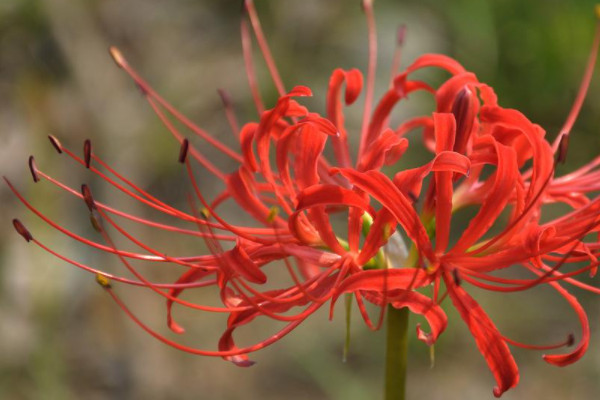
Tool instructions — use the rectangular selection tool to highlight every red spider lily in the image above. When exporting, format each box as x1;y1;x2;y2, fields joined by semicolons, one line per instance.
7;0;600;397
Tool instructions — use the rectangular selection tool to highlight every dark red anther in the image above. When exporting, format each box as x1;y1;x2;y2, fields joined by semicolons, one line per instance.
81;184;96;212
12;219;33;242
397;25;407;46
557;133;570;165
28;156;39;183
89;211;103;232
566;333;575;347
217;89;232;108
451;86;475;155
178;139;189;164
48;135;63;154
84;139;92;169
360;0;366;12
452;269;462;286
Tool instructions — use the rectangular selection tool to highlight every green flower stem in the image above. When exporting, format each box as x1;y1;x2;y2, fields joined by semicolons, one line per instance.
385;304;409;400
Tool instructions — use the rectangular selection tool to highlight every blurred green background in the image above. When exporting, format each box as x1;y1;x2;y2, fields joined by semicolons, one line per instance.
1;0;600;399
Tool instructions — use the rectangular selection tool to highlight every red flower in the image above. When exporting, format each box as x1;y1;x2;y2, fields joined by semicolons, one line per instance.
7;1;600;397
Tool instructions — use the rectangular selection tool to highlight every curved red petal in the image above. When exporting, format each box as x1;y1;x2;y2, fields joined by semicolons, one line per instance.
542;281;590;366
445;276;519;397
333;168;434;260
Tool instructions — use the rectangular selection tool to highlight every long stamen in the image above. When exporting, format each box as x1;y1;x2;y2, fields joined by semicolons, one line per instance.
146;97;226;179
465;167;555;256
270;215;329;304
96;201;215;270
33;237;218;289
552;11;600;152
217;89;241;137
358;0;378;159
38;149;238;234
184;155;281;244
109;47;243;162
94;205;251;313
388;25;406;87
503;333;575;351
243;0;286;96
241;18;265;114
52;139;286;237
6;177;193;261
103;282;319;357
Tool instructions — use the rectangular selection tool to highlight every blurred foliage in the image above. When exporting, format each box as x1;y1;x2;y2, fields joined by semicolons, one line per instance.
1;0;600;399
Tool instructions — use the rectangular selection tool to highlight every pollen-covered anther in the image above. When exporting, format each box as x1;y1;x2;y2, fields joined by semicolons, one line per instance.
108;46;126;68
48;135;63;154
266;206;279;223
556;133;570;164
28;156;40;183
95;273;112;289
12;219;33;242
200;208;211;220
84;139;92;169
595;4;600;19
178;138;189;164
81;184;97;212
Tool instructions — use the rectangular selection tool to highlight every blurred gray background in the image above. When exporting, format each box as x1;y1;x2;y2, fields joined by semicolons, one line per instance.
1;0;600;399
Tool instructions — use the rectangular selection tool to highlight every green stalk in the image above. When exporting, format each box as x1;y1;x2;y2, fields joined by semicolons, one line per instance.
384;305;409;400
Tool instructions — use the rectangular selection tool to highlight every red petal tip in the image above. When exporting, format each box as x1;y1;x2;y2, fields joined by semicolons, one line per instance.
288;85;312;97
168;321;186;335
416;324;434;346
229;356;256;367
12;219;33;242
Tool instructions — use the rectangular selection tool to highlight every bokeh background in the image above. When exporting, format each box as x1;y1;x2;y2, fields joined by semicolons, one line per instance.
2;0;600;399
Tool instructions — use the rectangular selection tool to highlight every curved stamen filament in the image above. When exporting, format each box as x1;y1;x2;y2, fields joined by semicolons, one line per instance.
552;16;600;153
103;284;321;357
110;47;243;162
243;0;286;97
33;238;218;289
358;0;378;160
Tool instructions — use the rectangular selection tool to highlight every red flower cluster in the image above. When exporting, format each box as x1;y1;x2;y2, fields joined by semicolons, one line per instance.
8;1;600;397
